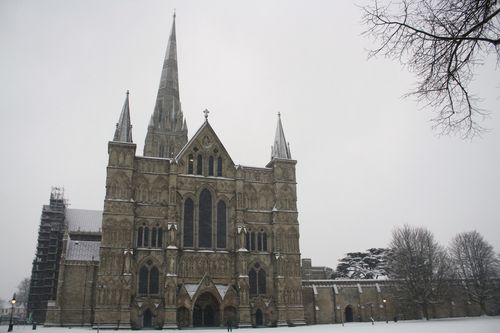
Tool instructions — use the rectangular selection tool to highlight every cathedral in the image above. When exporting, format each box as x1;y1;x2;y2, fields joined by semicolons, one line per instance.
41;14;305;329
31;14;494;330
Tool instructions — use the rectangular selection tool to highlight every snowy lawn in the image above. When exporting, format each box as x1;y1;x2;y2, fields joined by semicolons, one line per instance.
2;317;500;333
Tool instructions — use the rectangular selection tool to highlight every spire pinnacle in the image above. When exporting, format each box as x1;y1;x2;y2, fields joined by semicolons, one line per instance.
114;90;133;143
271;113;291;160
143;14;188;157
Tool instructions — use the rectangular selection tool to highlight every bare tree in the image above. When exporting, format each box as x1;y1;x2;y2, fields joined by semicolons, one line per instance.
362;0;500;138
387;225;451;319
16;277;30;306
450;231;500;314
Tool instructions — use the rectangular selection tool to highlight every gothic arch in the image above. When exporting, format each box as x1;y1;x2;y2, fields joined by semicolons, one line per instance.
151;176;168;203
244;184;258;209
134;176;150;203
107;171;130;199
258;186;274;210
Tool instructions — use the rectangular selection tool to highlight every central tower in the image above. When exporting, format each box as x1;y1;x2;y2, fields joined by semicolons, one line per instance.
144;13;188;158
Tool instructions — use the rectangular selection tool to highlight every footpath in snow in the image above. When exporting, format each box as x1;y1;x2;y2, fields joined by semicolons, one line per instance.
2;316;500;333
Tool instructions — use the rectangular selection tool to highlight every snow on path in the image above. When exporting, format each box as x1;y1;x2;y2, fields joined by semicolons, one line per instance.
3;317;499;333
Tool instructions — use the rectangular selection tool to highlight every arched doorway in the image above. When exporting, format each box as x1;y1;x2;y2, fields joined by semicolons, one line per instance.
193;292;220;327
255;309;264;326
345;305;354;322
143;309;153;328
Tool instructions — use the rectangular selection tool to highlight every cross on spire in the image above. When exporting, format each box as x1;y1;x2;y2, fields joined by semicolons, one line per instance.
203;108;210;121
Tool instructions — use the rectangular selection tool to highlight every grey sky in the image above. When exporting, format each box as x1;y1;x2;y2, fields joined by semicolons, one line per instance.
0;0;499;299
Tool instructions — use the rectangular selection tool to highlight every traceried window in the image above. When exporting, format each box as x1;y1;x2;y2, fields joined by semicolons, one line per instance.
208;156;214;176
199;189;212;248
138;260;159;295
216;200;226;248
188;154;194;174
197;154;203;175
249;263;266;296
183;198;194;247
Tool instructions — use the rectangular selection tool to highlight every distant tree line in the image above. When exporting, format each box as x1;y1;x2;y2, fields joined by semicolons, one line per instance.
334;227;500;318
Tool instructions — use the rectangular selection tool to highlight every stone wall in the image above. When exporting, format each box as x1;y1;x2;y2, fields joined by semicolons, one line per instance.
302;279;500;325
46;261;98;326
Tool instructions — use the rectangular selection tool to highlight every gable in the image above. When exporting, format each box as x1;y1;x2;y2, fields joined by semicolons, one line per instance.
176;120;235;176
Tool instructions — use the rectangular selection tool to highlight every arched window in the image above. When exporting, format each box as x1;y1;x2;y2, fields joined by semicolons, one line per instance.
138;261;159;295
137;227;144;247
249;269;257;295
144;227;150;247
216;200;226;248
199;189;212;248
188;154;194;174
257;232;263;251
197;154;203;175
157;227;163;248
208;156;214;176
151;228;157;247
245;232;250;250
249;263;266;296
217;157;223;177
183;198;194;247
251;231;256;251
263;232;267;251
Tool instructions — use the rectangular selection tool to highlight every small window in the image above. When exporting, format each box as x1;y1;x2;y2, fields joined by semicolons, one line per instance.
157;228;163;248
208;156;214;176
151;228;157;247
197;155;203;175
188;154;194;174
137;227;143;247
217;157;223;177
144;227;150;247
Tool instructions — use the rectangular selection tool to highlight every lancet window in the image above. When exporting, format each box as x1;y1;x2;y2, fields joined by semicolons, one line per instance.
183;198;194;247
198;189;212;248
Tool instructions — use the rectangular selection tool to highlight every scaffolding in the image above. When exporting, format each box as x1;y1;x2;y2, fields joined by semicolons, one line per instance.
27;187;67;324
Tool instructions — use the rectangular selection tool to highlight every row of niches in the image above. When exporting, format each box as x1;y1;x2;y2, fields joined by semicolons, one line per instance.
186;153;224;177
243;184;296;211
178;254;232;278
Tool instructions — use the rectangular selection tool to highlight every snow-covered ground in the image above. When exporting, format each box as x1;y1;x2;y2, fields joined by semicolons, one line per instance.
3;317;500;333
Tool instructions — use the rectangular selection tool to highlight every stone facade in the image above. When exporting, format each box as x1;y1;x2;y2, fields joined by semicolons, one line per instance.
92;120;304;329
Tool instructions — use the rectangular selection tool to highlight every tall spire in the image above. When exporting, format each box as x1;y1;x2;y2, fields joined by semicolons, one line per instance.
271;113;292;160
144;13;188;157
113;90;133;143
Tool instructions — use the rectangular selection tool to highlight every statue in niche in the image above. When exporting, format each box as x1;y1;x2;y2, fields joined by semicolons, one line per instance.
123;249;132;274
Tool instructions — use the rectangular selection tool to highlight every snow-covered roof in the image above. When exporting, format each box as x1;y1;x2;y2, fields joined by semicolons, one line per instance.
66;208;102;233
66;240;100;261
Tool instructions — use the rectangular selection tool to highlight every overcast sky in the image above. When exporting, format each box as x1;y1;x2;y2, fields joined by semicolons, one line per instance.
0;0;499;300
